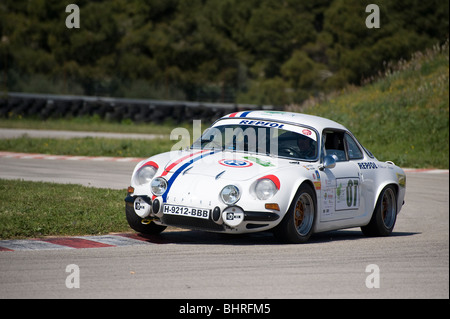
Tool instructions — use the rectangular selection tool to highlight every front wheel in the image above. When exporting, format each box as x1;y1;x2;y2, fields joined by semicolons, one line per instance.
273;184;316;244
361;185;397;237
125;202;166;235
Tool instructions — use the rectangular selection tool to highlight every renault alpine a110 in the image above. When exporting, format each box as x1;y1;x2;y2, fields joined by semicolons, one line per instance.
125;111;406;243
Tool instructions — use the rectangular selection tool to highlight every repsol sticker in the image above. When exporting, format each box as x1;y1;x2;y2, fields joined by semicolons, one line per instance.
358;162;378;169
239;120;285;129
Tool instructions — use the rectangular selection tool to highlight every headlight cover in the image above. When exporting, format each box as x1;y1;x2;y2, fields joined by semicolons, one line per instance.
151;177;168;196
220;185;240;205
136;165;157;185
255;178;278;200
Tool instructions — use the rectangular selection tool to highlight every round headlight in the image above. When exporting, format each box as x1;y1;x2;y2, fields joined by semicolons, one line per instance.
151;177;167;196
137;165;157;185
255;179;278;200
220;185;240;205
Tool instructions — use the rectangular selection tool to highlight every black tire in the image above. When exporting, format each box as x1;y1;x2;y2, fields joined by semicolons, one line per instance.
274;183;316;244
361;185;397;237
125;202;166;235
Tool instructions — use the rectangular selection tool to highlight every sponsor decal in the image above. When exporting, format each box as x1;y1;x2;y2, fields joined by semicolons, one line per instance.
336;178;360;210
219;159;253;168
264;111;286;114
222;208;245;227
243;156;274;167
302;129;312;136
238;119;285;129
134;197;151;218
358;162;378;169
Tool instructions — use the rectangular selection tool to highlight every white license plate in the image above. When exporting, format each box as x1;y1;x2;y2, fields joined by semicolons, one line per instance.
163;204;210;219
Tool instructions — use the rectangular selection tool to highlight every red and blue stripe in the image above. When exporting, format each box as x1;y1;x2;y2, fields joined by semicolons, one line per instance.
160;150;218;202
227;111;253;118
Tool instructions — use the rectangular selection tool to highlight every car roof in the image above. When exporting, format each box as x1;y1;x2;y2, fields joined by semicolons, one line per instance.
220;110;348;133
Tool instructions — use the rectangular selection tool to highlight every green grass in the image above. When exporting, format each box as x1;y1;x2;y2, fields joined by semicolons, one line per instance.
290;41;449;169
0;115;183;135
0;179;130;239
0;116;209;157
0;136;176;158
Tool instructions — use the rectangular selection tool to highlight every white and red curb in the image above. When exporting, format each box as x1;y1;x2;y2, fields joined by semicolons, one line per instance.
0;151;145;162
403;168;449;174
0;233;165;252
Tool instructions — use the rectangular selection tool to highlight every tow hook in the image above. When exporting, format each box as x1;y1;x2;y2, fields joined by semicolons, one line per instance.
141;218;154;225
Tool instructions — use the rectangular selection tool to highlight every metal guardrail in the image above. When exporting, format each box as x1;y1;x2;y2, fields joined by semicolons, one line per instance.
0;92;274;122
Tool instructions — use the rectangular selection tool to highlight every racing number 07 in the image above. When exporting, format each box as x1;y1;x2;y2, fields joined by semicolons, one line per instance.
346;179;359;208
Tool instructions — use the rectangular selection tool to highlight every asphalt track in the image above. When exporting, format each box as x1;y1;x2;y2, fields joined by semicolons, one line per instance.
0;151;448;299
0;128;165;140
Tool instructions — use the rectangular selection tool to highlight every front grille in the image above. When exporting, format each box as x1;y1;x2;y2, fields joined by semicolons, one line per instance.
162;215;225;232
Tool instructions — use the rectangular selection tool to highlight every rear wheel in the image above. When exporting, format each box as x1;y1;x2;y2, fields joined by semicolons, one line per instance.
361;185;397;237
125;202;166;235
274;184;316;244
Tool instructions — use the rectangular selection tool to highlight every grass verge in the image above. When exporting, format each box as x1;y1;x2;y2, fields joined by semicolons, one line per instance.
0;116;189;135
0;179;130;239
288;41;449;169
0;136;176;158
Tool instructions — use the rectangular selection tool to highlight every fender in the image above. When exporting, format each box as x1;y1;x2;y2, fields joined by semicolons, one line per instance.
285;177;317;215
373;180;399;212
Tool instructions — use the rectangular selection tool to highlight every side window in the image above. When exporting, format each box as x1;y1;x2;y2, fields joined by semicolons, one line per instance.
344;133;363;160
323;131;346;161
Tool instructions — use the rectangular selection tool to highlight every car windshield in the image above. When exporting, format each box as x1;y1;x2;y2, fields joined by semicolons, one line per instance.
192;119;318;161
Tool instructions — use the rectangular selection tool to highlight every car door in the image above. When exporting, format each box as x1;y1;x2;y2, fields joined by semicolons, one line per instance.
318;130;364;222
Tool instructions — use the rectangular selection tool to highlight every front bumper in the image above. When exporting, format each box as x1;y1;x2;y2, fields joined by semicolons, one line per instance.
125;194;280;233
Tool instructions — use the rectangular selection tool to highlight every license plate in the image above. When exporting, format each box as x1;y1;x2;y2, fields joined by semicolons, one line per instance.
163;204;210;220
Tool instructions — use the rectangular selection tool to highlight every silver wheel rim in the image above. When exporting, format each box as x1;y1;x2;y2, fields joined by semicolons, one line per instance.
294;193;314;236
381;188;396;229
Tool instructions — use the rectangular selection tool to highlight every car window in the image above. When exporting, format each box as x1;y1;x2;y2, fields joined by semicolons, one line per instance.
344;133;364;160
192;122;318;161
323;131;346;161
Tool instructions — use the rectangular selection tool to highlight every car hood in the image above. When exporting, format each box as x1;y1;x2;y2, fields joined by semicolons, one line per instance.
161;150;291;181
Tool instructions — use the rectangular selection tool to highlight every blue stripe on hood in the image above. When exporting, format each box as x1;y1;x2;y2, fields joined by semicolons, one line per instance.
162;150;217;202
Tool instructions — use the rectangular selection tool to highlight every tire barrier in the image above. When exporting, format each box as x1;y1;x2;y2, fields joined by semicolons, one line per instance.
0;92;274;123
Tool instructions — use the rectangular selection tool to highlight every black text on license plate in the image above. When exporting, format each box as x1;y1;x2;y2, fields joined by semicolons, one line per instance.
163;204;210;219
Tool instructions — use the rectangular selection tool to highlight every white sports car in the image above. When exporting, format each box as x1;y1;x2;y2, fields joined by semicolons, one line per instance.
125;111;406;243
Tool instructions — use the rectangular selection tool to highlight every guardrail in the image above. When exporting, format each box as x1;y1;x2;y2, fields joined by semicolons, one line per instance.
0;92;274;123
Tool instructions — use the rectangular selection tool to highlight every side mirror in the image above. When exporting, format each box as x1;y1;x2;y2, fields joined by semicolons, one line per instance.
319;155;336;170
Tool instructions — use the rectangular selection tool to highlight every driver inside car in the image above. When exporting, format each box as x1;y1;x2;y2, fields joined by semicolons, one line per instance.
277;132;316;160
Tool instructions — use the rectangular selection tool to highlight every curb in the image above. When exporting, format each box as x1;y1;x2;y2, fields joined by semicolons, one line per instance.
0;233;157;252
0;151;145;163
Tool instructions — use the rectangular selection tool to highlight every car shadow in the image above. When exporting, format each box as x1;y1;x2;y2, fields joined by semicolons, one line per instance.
121;228;419;246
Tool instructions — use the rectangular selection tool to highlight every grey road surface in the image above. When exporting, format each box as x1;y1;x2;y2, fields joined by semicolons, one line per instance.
0;156;134;189
0;157;448;299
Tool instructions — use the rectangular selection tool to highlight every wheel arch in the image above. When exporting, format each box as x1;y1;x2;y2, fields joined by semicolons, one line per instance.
373;181;399;212
285;178;318;222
